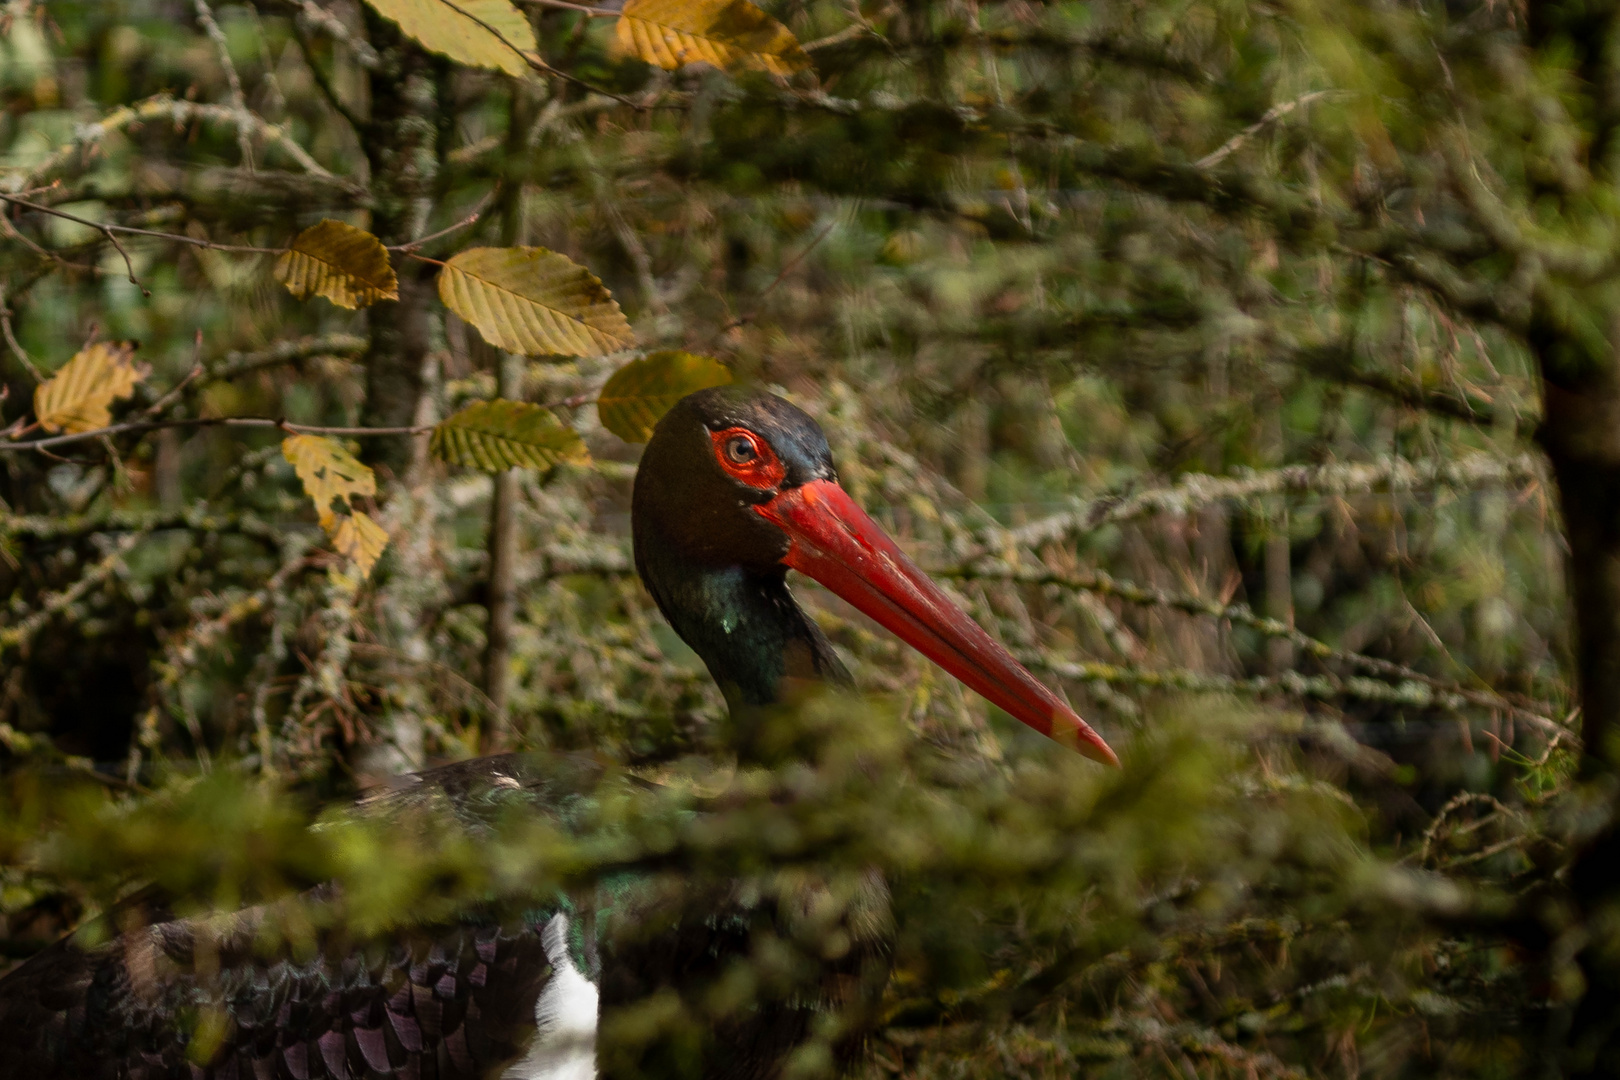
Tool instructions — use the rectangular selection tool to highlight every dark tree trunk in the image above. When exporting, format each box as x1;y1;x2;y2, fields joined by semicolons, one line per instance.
1536;333;1620;1077
359;11;442;479
481;80;540;742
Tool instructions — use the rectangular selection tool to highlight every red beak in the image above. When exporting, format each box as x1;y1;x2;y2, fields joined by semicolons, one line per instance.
756;479;1118;765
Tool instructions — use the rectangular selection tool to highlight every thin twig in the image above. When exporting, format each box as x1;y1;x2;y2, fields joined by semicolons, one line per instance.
144;332;206;417
387;193;496;252
761;221;836;300
0;531;146;656
289;13;367;134
803;23;872;51
16;94;339;188
437;0;646;109
515;0;618;16
0;194;283;256
953;562;1564;735
0;284;43;383
1196;90;1341;169
0;416;435;454
193;0;257;169
203;333;368;384
716;221;838;337
959;453;1543;562
290;0;380;67
0;194;148;290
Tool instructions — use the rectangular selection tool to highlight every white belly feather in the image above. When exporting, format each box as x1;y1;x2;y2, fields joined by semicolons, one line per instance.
504;914;600;1080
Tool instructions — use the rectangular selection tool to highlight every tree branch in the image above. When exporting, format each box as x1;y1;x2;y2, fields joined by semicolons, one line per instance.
957;562;1564;736
0;416;434;454
959;452;1543;560
17;94;340;190
193;0;257;170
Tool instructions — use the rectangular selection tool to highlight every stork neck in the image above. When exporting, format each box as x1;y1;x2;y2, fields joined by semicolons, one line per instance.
641;551;852;732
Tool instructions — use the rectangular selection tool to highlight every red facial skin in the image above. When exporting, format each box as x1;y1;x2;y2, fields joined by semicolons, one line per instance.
710;428;1118;766
710;427;787;490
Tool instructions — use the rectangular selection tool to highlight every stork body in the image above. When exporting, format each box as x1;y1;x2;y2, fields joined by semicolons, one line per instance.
0;388;1113;1080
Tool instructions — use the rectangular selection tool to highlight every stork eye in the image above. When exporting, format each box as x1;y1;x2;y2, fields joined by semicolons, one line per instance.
711;426;785;488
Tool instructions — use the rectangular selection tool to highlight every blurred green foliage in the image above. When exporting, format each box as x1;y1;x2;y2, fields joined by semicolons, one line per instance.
0;0;1610;1075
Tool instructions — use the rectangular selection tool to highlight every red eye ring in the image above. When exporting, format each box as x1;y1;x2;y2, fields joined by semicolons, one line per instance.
710;427;785;490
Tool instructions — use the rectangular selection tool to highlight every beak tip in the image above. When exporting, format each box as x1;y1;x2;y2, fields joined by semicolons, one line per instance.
1056;709;1120;767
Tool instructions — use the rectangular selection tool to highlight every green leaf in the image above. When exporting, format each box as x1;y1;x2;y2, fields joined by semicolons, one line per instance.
614;0;811;76
598;352;734;442
361;0;536;76
438;247;635;357
430;399;589;471
275;220;398;310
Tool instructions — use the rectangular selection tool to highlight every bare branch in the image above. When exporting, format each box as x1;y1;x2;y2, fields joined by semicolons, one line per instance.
0;532;146;657
0;416;435;455
1196;90;1343;169
960;452;1543;560
11;94;339;191
956;562;1564;735
288;0;380;67
193;0;257;170
0;284;43;384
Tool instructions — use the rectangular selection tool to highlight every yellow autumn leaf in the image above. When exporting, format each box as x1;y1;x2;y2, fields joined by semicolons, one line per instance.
438;247;635;357
614;0;811;77
332;511;390;579
281;434;377;530
275;220;399;309
362;0;536;76
598;352;733;442
430;399;589;471
33;342;150;434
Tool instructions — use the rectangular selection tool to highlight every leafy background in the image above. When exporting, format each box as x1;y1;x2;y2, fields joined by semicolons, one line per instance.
0;0;1598;1076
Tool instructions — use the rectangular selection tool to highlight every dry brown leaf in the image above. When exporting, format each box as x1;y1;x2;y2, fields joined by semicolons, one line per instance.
614;0;810;77
34;342;150;434
275;220;399;309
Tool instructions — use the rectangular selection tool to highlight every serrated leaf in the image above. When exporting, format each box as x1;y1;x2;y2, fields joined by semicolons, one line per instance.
598;352;733;442
614;0;810;76
439;248;634;358
34;342;150;434
281;434;377;530
362;0;536;76
430;399;588;472
275;220;399;309
332;511;390;579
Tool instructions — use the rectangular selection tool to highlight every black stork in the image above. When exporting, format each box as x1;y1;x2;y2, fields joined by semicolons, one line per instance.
0;386;1116;1080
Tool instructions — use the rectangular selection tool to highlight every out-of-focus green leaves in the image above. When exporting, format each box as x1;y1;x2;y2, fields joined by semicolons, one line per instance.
598;352;733;442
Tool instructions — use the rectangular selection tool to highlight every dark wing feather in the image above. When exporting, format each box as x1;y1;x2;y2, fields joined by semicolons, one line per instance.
0;899;554;1080
0;753;608;1080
